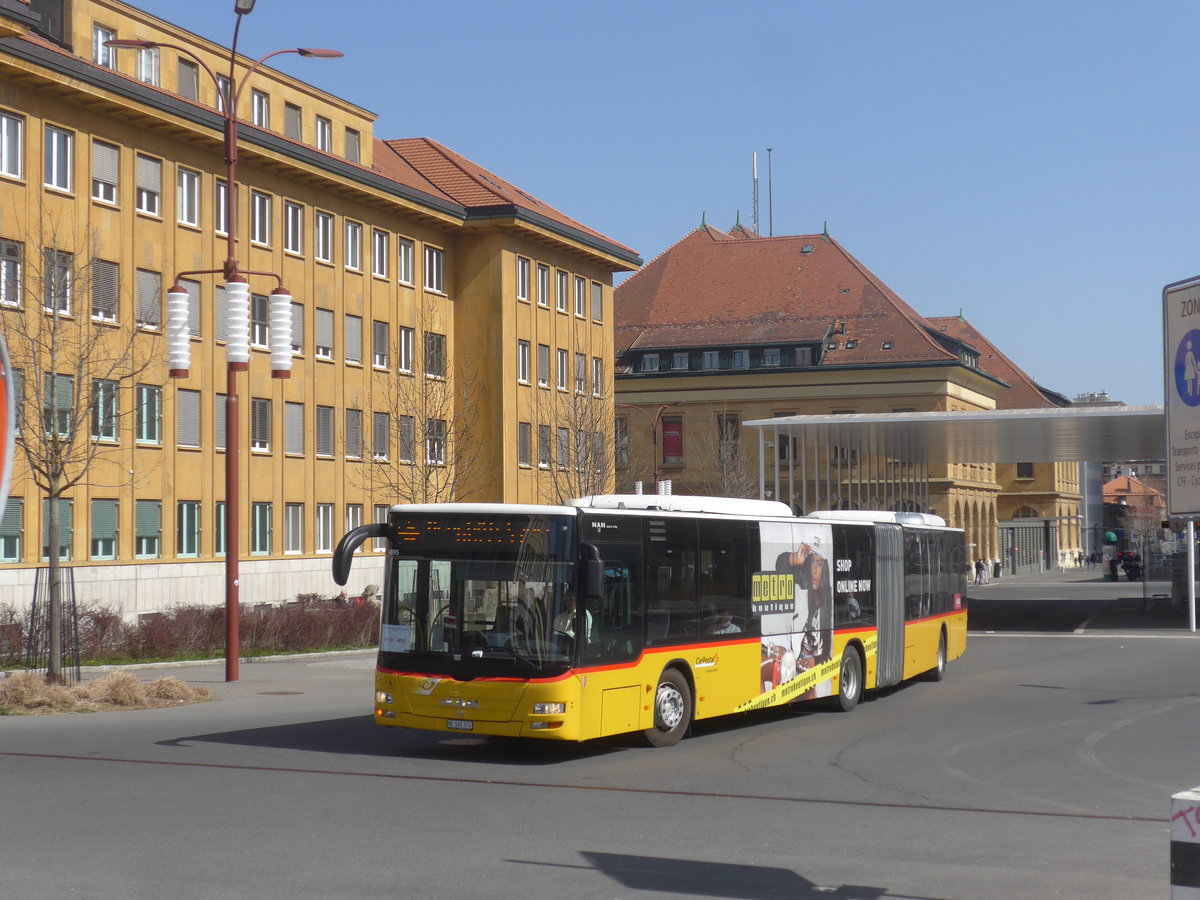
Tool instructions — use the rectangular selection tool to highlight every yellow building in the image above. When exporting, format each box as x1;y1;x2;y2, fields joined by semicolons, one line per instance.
614;224;1081;571
0;0;639;613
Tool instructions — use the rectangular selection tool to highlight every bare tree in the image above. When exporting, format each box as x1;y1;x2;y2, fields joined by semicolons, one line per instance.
354;300;485;504
537;380;615;503
1;219;154;682
693;411;759;499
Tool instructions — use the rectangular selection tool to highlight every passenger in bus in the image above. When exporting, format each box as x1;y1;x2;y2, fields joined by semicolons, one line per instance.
553;589;592;642
706;607;742;635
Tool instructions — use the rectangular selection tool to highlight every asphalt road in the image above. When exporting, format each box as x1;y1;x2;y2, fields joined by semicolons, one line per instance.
2;574;1197;899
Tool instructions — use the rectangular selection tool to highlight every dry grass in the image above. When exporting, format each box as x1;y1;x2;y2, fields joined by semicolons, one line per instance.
0;669;211;715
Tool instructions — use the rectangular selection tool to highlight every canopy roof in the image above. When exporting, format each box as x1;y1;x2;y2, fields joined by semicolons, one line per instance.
745;406;1166;465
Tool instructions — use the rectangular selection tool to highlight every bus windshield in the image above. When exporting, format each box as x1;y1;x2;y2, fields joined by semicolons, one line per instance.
380;512;578;678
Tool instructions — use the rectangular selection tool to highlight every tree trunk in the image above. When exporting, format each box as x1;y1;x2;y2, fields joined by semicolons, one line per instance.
46;482;63;684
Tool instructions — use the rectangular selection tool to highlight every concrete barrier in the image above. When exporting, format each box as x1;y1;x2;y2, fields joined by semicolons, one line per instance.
1173;787;1200;897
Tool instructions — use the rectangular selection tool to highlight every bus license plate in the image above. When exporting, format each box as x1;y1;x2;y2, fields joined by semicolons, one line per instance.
446;719;473;731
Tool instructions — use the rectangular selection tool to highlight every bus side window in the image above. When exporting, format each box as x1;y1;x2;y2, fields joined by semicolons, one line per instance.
583;545;643;664
645;518;698;642
698;519;755;639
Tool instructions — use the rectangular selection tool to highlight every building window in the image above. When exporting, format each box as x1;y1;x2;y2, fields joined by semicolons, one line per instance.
345;314;362;364
1016;462;1035;479
373;412;389;459
250;191;271;245
251;293;269;348
592;357;602;396
136;47;159;85
537;264;549;307
215;75;231;113
42;498;72;561
426;418;447;465
251;502;272;555
592;282;603;321
702;350;720;370
556;348;568;390
91;140;119;204
372;320;389;369
91;498;118;560
556;270;568;313
537;425;550;467
316;503;333;552
42;373;72;437
671;352;689;371
344;220;362;270
315;115;332;152
215;179;228;235
315;308;333;359
556;427;569;469
315;211;333;262
290;301;303;353
285;503;303;553
615;417;629;468
345;504;363;543
424;332;446;378
214;501;225;557
881;341;895;351
93;25;116;68
844;340;858;350
136;386;162;446
516;256;530;301
372;229;388;278
42;249;72;315
345;408;362;458
0;497;21;561
373;505;389;551
134;499;160;559
575;353;586;394
214;393;226;450
44;125;72;192
518;422;531;467
285;401;304;455
716;414;740;465
91;259;118;322
250;89;270;128
517;340;530;384
284;103;302;140
399;415;415;462
344;128;361;163
1;111;23;180
424;246;444;292
135;269;161;329
177;166;200;226
0;239;21;308
176;389;200;448
251;397;271;451
397;238;414;284
537;344;550;387
640;353;659;373
763;348;781;367
315;405;333;456
134;154;160;214
574;276;586;317
662;416;684;465
398;326;414;373
732;349;750;369
177;59;199;101
284;201;303;254
92;378;118;441
177;500;200;558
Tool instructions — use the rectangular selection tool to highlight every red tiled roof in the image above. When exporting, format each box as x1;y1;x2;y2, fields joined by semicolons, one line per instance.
927;316;1064;409
614;225;959;367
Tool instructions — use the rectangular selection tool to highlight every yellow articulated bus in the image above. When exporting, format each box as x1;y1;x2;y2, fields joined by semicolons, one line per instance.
333;494;967;747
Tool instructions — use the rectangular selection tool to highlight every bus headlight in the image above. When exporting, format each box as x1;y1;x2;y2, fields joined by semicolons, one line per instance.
532;702;565;715
376;691;393;704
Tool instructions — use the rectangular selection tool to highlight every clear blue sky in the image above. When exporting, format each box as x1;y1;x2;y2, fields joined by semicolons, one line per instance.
150;0;1199;407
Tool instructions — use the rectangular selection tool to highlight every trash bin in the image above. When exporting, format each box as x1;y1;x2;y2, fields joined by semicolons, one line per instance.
992;561;1002;580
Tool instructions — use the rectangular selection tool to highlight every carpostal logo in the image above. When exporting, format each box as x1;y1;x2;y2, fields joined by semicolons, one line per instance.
695;653;719;669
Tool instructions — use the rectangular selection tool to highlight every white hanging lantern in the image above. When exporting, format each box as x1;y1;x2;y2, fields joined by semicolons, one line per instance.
269;286;293;378
166;283;190;377
224;277;250;369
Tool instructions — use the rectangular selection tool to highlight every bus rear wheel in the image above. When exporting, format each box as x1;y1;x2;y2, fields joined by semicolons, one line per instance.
644;668;692;747
836;648;863;712
926;632;947;682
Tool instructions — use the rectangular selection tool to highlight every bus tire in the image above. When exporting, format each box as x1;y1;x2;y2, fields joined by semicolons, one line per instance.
926;631;947;682
836;648;863;713
644;668;692;747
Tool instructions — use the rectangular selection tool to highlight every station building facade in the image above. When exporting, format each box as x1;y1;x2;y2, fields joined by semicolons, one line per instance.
0;0;639;613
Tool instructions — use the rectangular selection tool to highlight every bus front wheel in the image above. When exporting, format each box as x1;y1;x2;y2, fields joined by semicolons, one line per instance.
645;668;692;747
926;632;947;682
836;648;863;712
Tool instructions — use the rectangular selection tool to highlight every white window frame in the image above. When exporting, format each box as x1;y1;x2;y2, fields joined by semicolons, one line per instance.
537;344;550;387
137;46;160;86
91;140;119;205
397;238;414;285
215;179;228;235
0;111;23;180
344;220;362;270
315;211;333;262
135;153;160;215
177;166;200;226
251;89;270;128
536;263;549;307
285;502;304;554
372;229;388;278
44;125;72;192
251;502;272;555
177;500;200;558
556;270;568;312
136;384;162;444
517;339;530;384
250;191;271;245
556;348;568;391
284;201;304;254
372;320;389;369
316;503;333;553
93;24;115;69
315;115;332;152
424;246;444;292
516;256;530;301
250;396;271;451
592;357;603;397
574;275;586;317
398;326;414;373
575;352;586;394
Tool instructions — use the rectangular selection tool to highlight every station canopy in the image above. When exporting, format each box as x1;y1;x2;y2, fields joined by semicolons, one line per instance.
744;406;1166;465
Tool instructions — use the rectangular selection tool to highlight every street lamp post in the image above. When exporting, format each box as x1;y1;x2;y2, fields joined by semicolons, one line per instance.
617;401;682;491
108;6;340;682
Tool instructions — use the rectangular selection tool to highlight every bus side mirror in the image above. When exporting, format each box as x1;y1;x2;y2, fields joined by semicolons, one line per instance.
332;524;389;586
582;543;603;598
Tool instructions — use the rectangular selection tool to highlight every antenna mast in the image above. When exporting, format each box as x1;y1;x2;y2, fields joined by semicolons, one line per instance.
752;152;760;235
767;147;774;236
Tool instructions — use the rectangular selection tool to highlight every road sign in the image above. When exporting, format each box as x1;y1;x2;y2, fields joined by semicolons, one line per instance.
1163;276;1200;516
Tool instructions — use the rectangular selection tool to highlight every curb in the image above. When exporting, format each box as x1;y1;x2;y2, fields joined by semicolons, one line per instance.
71;647;377;675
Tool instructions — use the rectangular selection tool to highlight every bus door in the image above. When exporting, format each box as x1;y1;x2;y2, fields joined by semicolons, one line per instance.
874;523;905;688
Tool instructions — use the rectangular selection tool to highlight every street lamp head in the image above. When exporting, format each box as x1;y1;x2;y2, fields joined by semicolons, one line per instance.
234;0;257;14
104;38;158;49
296;48;344;58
